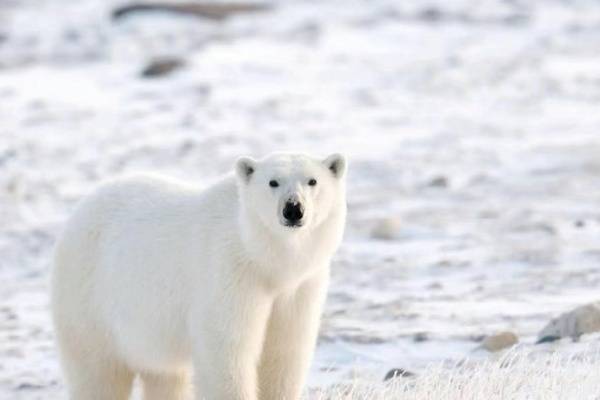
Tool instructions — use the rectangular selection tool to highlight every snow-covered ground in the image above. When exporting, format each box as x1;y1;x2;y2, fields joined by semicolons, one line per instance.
2;0;600;398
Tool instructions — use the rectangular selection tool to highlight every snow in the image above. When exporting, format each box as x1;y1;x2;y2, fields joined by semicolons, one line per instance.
2;0;600;398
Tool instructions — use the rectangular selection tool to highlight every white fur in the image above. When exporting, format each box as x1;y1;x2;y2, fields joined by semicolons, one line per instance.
51;152;347;400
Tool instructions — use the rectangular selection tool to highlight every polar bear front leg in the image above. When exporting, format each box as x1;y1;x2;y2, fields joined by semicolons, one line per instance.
192;280;272;400
258;271;329;400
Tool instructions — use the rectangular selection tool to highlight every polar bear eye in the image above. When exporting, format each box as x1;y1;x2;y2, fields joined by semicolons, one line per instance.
308;178;317;186
269;180;279;188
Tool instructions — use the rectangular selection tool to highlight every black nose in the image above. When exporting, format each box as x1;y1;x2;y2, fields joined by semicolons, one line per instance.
283;202;304;224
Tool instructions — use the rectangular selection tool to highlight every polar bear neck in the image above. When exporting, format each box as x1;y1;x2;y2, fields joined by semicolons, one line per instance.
237;202;344;290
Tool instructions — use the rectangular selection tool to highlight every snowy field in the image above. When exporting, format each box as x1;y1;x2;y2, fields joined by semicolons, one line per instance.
2;0;600;398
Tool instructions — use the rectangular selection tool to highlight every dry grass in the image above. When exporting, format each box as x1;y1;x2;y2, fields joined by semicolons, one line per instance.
311;348;600;400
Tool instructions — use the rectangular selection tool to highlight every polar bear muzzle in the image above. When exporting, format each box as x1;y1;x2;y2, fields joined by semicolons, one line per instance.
282;200;305;227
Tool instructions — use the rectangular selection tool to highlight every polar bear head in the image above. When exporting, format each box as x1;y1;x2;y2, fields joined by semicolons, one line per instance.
235;152;347;234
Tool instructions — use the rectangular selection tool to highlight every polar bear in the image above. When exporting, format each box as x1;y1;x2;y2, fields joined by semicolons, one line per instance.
51;152;347;400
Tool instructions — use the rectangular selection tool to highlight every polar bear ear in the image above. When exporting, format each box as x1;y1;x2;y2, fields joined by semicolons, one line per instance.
235;156;257;183
323;153;347;179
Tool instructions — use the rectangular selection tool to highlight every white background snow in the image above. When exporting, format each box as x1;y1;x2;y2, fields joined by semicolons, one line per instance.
2;0;600;398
